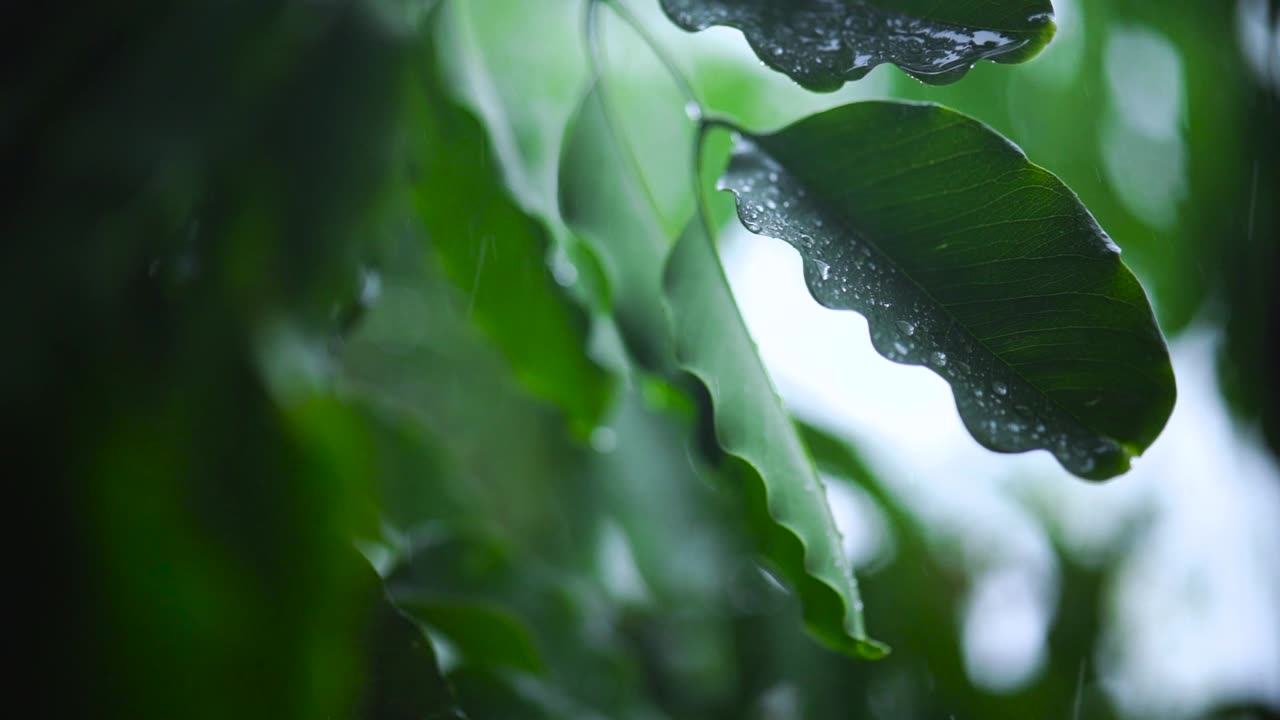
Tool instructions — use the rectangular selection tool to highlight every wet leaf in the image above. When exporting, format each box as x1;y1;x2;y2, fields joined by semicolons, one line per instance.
665;224;888;659
657;0;1056;91
561;85;886;659
716;101;1175;479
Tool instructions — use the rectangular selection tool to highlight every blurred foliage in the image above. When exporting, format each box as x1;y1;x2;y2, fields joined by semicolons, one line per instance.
6;1;407;718
6;0;1278;719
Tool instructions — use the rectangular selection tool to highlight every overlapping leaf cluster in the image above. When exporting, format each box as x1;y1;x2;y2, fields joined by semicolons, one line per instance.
22;0;1273;718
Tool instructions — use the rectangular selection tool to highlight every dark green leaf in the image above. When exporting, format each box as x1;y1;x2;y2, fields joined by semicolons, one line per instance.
665;224;888;659
353;566;467;720
715;101;1175;479
397;599;543;673
405;18;613;437
658;0;1056;91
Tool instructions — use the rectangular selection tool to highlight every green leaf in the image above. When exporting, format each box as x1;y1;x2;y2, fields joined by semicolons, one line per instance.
715;101;1175;479
559;84;677;371
560;83;886;658
447;669;558;720
404;12;612;437
663;222;887;659
397;599;543;674
352;566;467;720
657;0;1056;91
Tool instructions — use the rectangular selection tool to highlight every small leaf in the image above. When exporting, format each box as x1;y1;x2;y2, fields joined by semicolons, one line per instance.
665;224;887;659
715;101;1175;479
658;0;1056;91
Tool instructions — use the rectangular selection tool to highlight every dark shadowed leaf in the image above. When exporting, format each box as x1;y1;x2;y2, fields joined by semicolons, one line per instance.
657;0;1056;91
715;101;1175;479
352;567;467;720
397;599;542;673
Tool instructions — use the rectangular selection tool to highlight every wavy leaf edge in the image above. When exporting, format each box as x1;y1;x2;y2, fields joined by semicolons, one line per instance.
708;101;1175;480
662;225;889;659
657;0;1056;91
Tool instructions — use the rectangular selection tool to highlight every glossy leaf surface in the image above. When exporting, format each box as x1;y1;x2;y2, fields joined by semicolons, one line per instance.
658;0;1056;91
717;101;1175;479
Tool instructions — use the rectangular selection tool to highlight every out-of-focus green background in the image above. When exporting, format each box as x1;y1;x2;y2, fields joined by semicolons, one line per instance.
6;0;1278;718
